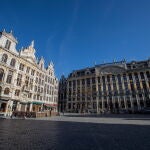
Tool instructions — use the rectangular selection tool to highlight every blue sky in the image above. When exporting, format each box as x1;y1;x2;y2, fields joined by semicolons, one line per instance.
0;0;150;78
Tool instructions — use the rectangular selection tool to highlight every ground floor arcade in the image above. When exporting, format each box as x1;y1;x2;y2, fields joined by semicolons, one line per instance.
67;94;150;113
0;99;58;117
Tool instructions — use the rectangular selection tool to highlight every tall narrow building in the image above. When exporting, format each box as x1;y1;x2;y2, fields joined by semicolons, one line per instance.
0;29;58;117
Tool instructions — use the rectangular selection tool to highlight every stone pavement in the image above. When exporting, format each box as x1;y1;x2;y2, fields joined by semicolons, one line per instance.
32;113;150;126
0;114;150;150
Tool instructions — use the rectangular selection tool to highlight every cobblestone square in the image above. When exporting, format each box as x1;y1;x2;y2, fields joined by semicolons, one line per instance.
0;114;150;150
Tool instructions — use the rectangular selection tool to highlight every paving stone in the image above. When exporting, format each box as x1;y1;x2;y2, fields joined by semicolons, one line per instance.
0;115;150;150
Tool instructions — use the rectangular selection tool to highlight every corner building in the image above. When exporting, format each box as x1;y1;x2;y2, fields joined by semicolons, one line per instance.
66;60;150;113
0;30;58;117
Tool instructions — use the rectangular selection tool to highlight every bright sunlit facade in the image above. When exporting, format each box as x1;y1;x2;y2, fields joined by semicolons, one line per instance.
0;29;58;117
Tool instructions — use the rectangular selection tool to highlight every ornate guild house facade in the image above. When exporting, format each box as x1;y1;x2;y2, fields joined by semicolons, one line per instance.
0;29;58;117
64;60;150;113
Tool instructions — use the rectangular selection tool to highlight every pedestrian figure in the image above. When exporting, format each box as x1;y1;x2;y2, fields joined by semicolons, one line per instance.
23;113;26;119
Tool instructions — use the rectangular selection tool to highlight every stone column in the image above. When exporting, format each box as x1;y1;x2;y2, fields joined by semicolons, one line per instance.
126;74;131;93
107;97;109;110
123;96;127;109
100;76;104;111
17;102;21;111
95;76;99;113
66;81;69;111
80;79;82;104
29;103;33;112
71;81;73;111
85;78;87;111
131;73;137;91
75;80;77;102
135;94;141;110
129;95;134;112
137;72;143;90
117;96;121;110
102;96;104;111
90;77;92;98
112;96;115;111
4;68;8;83
24;104;27;112
142;94;146;107
144;71;150;91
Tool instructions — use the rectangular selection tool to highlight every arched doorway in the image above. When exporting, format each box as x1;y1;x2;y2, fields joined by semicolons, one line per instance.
0;102;7;113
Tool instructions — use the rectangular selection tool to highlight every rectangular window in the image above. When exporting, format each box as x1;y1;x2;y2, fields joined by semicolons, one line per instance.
26;67;30;73
16;74;22;86
31;69;35;76
28;93;32;98
5;40;11;50
86;78;90;85
19;63;24;71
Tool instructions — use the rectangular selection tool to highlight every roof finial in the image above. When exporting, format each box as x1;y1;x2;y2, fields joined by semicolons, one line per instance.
31;40;34;48
3;29;5;32
50;61;54;67
123;58;126;62
10;30;13;34
113;59;116;63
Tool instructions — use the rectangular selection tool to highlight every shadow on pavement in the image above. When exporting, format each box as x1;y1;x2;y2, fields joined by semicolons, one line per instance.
0;119;150;150
63;113;150;119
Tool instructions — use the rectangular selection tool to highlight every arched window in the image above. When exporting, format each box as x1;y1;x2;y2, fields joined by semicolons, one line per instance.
4;88;10;95
1;54;8;63
0;68;4;82
10;58;16;67
6;70;13;84
5;40;11;50
0;86;2;94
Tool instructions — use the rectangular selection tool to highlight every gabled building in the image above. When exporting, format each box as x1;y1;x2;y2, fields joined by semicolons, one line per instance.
0;29;58;117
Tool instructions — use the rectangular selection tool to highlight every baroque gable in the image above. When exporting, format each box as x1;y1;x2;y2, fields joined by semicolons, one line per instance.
96;65;126;75
2;30;18;43
20;41;36;64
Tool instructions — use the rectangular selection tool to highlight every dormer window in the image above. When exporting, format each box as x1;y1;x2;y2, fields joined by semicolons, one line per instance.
5;40;11;50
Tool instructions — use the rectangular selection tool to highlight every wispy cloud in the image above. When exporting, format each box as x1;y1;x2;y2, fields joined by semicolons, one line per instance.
59;0;80;57
103;0;115;20
46;34;56;51
56;0;80;76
